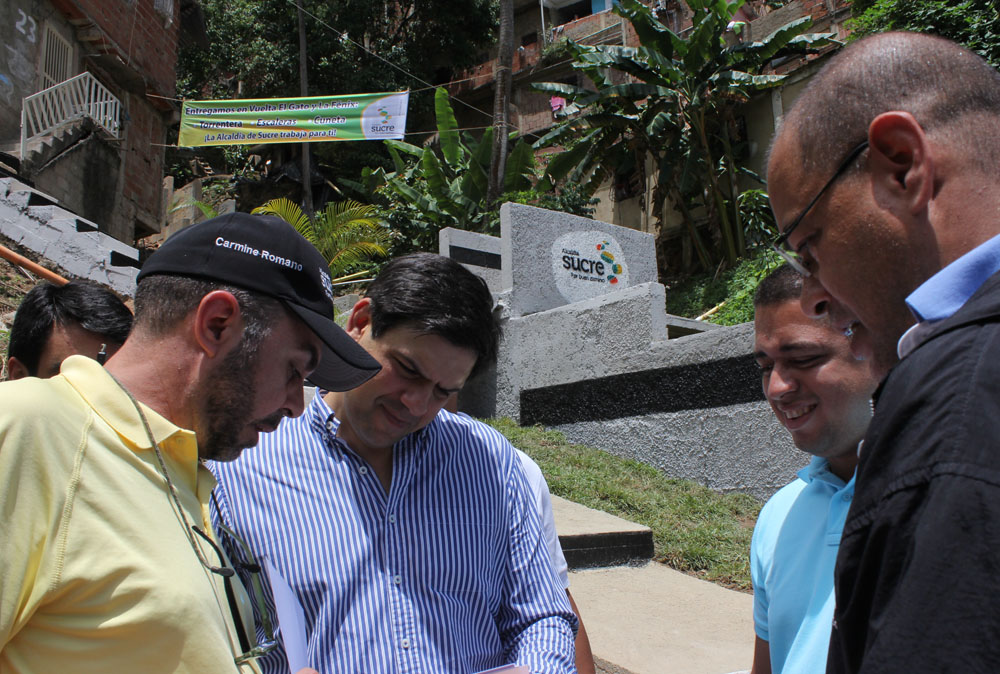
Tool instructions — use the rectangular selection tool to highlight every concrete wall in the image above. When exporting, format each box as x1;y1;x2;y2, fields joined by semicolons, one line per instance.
520;321;805;500
501;203;657;317
0;176;139;296
32;123;124;240
444;205;804;500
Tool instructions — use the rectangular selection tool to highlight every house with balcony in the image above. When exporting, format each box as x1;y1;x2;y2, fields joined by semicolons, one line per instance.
449;0;852;239
0;0;206;245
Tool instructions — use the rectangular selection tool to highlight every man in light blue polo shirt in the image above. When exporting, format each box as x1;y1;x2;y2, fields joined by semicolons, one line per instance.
749;264;879;674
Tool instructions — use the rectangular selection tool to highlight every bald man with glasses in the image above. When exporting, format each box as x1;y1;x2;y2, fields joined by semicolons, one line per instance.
767;32;1000;672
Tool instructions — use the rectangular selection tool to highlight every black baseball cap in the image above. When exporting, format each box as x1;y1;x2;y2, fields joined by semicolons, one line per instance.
137;212;381;391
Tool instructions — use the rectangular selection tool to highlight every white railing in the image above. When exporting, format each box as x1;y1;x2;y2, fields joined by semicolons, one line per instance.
21;72;121;158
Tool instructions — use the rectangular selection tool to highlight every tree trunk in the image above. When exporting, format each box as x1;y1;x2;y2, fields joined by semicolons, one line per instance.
488;0;514;206
720;117;745;258
694;112;736;267
297;3;314;215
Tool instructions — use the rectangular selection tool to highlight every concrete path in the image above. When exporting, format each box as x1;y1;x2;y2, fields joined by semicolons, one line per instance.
570;563;753;674
553;496;754;674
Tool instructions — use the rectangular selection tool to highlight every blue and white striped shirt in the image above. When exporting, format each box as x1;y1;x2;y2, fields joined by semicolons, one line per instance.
210;393;576;674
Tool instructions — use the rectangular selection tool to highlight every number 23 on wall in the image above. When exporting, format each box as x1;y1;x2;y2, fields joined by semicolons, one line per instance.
16;9;38;43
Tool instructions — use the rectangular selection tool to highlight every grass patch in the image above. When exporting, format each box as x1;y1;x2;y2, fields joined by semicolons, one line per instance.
485;418;761;591
665;249;781;325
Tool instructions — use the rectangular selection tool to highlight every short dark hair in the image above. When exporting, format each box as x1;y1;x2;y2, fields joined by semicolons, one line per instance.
8;280;133;376
782;32;1000;175
754;264;803;308
365;253;501;377
133;275;284;358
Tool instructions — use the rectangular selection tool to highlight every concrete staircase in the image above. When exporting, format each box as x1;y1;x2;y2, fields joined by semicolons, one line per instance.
0;175;139;295
20;118;97;172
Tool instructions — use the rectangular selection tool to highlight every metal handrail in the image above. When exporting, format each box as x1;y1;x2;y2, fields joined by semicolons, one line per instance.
20;72;121;158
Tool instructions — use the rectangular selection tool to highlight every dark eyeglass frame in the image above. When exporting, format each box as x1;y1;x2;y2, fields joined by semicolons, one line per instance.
771;140;870;276
195;522;278;665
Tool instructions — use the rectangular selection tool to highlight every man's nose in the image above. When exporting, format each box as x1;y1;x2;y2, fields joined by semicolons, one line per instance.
800;273;832;318
283;380;307;419
766;365;798;400
400;384;433;418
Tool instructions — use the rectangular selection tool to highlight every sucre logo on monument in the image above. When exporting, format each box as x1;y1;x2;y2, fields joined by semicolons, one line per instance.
551;231;629;303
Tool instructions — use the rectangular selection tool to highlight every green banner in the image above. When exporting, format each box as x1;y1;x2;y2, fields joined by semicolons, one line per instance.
178;91;409;147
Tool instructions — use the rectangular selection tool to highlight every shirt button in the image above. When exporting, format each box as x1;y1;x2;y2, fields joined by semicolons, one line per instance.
325;419;334;432
393;574;402;585
843;493;852;501
401;638;411;649
388;514;397;524
359;465;369;475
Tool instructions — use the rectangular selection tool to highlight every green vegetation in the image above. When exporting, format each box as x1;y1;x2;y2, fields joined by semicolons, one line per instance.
350;88;597;255
850;0;1000;67
174;0;497;185
486;418;761;591
666;249;781;325
251;198;390;279
532;0;834;271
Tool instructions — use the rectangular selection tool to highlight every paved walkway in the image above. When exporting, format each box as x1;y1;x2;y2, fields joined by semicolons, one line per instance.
553;497;755;674
570;563;753;674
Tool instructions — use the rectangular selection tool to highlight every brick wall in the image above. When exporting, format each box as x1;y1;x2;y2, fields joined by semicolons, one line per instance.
50;0;179;97
37;0;181;241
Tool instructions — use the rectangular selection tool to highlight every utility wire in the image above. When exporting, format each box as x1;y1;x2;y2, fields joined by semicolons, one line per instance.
283;0;500;124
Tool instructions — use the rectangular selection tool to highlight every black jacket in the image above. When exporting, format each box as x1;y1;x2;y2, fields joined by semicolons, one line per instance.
828;270;1000;673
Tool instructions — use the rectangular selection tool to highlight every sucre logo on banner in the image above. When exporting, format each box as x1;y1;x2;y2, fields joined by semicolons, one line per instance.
362;94;408;138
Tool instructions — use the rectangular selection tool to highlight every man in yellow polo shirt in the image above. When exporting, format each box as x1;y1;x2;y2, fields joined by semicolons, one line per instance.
0;213;380;673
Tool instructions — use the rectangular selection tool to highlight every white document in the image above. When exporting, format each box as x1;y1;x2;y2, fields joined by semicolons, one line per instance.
474;667;529;674
265;559;309;672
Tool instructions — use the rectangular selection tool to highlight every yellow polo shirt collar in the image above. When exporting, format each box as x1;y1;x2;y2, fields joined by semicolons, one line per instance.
59;355;203;488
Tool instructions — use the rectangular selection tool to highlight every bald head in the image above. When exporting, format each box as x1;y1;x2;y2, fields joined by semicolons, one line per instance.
777;31;1000;176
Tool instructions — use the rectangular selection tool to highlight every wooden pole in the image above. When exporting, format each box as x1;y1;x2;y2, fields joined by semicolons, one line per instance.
0;245;68;285
297;2;314;215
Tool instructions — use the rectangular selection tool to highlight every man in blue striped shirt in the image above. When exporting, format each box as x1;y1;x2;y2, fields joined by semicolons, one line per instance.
212;253;578;673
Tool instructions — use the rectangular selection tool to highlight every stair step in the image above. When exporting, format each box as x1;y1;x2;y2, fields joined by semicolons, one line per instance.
552;496;654;569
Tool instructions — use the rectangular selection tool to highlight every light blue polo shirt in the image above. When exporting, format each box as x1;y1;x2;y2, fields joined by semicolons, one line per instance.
751;456;856;673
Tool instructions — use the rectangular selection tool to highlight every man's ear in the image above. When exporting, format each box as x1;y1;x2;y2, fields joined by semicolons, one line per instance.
344;297;372;341
192;290;243;359
6;356;29;380
868;111;935;216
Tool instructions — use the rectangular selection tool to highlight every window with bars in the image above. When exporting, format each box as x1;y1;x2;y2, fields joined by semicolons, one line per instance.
39;24;73;91
154;0;174;20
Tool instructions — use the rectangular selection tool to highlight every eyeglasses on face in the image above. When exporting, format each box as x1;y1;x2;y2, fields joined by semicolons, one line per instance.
771;140;870;276
194;523;278;665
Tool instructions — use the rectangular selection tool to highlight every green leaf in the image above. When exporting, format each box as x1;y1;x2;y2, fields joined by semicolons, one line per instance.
615;0;676;58
385;143;407;174
419;148;449;200
251;197;313;242
385;139;424;158
504;140;537;192
435;87;462;169
543;131;601;183
530;81;595;99
467;124;494;177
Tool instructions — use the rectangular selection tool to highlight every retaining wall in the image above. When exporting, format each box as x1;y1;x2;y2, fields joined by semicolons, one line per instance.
443;204;805;500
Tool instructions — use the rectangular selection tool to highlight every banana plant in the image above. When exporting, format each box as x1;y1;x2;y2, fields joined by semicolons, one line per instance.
533;0;836;269
345;87;538;251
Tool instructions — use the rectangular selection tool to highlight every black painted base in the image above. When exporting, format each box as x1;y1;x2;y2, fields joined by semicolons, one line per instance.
560;530;654;570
